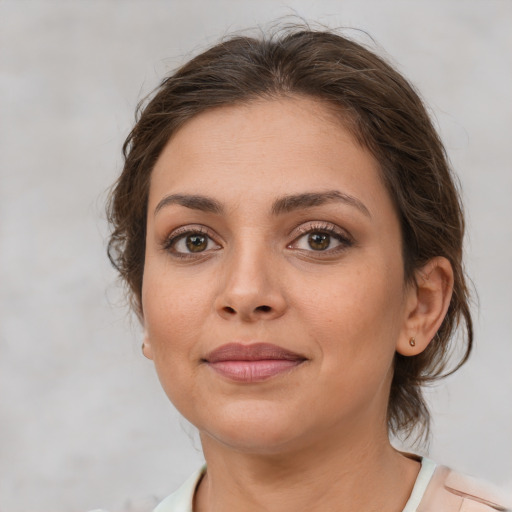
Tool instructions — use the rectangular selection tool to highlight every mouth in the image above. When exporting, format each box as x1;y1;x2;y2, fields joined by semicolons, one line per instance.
203;343;307;383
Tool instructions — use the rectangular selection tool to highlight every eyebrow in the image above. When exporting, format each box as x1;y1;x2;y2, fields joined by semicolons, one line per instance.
154;194;223;215
154;190;370;218
271;190;371;218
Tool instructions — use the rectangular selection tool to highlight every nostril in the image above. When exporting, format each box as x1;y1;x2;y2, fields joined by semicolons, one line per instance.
220;304;274;317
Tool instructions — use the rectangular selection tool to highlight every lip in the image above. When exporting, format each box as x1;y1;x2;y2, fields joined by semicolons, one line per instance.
204;343;307;383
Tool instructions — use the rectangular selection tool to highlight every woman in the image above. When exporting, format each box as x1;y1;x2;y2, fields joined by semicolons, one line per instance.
106;27;509;512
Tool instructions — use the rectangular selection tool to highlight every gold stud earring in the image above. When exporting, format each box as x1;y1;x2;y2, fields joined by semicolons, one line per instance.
409;337;416;347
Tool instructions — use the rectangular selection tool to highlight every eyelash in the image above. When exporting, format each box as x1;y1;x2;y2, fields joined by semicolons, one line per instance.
288;222;354;255
161;225;221;260
162;222;354;260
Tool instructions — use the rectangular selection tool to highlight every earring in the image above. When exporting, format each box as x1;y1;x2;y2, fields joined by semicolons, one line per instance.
409;337;416;347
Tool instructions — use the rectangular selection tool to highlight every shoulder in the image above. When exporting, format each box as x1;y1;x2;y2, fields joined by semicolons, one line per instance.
419;464;511;512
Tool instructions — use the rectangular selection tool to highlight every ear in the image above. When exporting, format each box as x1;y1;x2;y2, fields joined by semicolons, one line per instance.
142;331;154;360
396;256;454;356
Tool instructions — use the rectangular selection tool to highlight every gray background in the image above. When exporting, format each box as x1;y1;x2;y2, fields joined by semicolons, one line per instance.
0;1;511;511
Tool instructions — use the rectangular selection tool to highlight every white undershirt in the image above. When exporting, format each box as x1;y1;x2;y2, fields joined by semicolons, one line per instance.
402;457;437;511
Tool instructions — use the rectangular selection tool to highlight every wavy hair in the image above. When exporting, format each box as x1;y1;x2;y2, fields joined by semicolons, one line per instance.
107;26;473;441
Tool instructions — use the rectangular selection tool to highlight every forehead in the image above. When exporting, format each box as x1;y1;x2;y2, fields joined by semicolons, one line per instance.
149;97;391;218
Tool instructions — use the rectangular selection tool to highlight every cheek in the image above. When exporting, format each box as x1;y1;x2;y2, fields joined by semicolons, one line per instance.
142;268;209;362
294;266;404;417
295;261;405;362
142;272;208;414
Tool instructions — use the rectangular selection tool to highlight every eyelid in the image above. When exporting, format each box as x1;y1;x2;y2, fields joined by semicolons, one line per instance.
160;221;353;257
287;221;355;253
161;224;222;255
289;221;353;242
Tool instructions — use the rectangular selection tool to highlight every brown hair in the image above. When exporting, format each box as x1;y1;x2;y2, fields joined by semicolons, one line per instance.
107;26;473;441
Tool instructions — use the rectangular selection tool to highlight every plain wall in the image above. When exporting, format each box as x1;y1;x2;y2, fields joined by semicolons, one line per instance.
0;1;511;511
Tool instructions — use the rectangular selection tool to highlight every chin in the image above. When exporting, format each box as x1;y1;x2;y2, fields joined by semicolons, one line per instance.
195;401;309;455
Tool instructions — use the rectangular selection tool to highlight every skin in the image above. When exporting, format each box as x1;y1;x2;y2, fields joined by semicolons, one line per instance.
142;97;454;512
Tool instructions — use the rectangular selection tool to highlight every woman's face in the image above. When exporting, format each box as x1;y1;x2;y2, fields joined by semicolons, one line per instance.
142;97;415;453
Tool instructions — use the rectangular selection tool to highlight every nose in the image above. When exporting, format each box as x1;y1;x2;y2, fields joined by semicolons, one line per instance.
214;242;287;322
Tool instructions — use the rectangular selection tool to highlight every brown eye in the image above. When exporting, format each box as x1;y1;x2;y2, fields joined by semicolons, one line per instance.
186;234;208;252
308;232;331;250
167;229;221;256
289;224;353;255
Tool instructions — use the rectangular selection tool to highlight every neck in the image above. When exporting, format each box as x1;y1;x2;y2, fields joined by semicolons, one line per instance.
195;424;420;512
